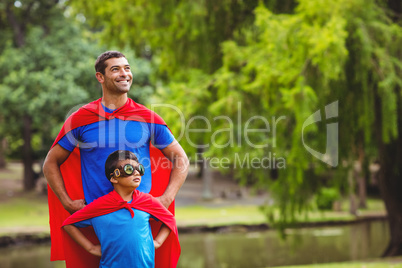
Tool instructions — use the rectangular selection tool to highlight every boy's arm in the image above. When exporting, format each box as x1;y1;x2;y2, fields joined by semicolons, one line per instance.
63;225;101;257
153;224;171;249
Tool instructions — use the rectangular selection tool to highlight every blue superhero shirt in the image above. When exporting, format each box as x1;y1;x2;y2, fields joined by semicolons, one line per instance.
58;104;175;203
74;206;155;268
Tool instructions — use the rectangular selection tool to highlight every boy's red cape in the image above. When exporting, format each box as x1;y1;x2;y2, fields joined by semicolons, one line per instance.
48;98;176;267
62;190;180;267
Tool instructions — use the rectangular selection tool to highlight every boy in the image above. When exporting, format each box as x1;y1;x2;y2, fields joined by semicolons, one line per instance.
62;150;180;268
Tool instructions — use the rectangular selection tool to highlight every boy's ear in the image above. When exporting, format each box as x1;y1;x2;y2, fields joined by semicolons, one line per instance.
110;177;118;184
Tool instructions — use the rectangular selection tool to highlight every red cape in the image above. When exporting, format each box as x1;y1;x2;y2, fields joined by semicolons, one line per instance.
48;98;175;267
62;190;180;267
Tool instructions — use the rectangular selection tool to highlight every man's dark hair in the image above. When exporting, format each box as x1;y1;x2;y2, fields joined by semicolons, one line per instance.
105;150;139;180
95;51;126;74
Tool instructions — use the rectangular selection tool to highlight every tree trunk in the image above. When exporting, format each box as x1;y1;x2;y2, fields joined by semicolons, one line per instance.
22;114;35;191
0;138;6;169
382;0;402;257
357;172;367;209
378;140;402;257
375;86;402;257
202;159;213;200
5;2;25;47
196;147;204;178
382;0;402;258
348;167;358;215
355;151;367;209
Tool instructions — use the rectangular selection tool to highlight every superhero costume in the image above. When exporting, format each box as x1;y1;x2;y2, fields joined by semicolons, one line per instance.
62;189;180;267
48;98;176;267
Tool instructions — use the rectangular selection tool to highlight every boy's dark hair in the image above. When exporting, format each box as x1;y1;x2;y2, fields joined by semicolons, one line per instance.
95;51;126;74
105;150;139;180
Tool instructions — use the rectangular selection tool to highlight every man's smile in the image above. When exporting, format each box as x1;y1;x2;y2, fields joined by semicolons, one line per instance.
116;79;130;84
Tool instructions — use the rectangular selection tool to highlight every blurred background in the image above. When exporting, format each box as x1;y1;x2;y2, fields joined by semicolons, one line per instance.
0;0;402;267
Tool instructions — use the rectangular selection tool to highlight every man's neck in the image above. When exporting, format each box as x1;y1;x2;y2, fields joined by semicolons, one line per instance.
101;93;128;110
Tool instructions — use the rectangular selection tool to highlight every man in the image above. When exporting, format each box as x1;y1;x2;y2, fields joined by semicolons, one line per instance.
43;51;189;268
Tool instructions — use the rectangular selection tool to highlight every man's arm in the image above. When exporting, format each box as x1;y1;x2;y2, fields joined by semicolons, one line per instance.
153;224;171;249
63;225;101;257
43;144;86;214
158;140;189;208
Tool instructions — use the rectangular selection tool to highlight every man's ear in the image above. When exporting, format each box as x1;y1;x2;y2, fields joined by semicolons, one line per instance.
95;72;105;83
110;177;118;184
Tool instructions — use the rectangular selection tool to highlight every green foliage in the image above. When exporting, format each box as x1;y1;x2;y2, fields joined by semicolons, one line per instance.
66;0;298;159
315;187;340;211
206;0;402;225
68;0;276;75
0;2;155;160
0;7;101;158
64;0;402;228
122;49;155;104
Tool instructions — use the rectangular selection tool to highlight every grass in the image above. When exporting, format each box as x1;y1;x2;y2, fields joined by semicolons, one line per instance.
0;189;387;232
0;193;50;235
175;205;267;227
276;258;402;268
0;195;49;227
175;198;386;228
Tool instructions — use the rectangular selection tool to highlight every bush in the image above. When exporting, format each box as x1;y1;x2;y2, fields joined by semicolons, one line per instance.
316;187;341;210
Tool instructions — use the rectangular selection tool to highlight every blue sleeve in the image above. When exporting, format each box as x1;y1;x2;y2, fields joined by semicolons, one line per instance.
150;124;175;149
57;129;80;152
73;218;92;228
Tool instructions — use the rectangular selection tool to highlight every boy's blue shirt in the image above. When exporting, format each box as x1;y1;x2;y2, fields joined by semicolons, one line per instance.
74;204;155;268
63;189;181;268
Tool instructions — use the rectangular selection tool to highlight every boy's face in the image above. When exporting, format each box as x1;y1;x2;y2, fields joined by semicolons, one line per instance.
112;159;142;189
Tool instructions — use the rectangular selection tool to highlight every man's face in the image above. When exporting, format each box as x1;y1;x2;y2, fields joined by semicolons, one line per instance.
100;57;133;94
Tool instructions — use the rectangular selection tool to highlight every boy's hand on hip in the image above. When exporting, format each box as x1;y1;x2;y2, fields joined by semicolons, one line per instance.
89;244;102;257
154;239;162;249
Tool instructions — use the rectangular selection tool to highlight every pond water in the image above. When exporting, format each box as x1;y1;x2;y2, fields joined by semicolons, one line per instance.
0;220;389;268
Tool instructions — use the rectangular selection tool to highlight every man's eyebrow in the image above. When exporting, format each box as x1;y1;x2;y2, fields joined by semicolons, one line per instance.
109;64;130;69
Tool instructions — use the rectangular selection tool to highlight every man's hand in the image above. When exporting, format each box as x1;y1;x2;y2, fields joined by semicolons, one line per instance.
155;195;172;209
44;145;83;214
64;199;86;214
158;141;189;209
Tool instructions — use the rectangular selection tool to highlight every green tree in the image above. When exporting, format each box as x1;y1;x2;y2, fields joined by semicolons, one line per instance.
67;0;295;161
0;1;154;190
66;0;402;256
0;0;102;190
68;0;293;75
206;0;402;255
